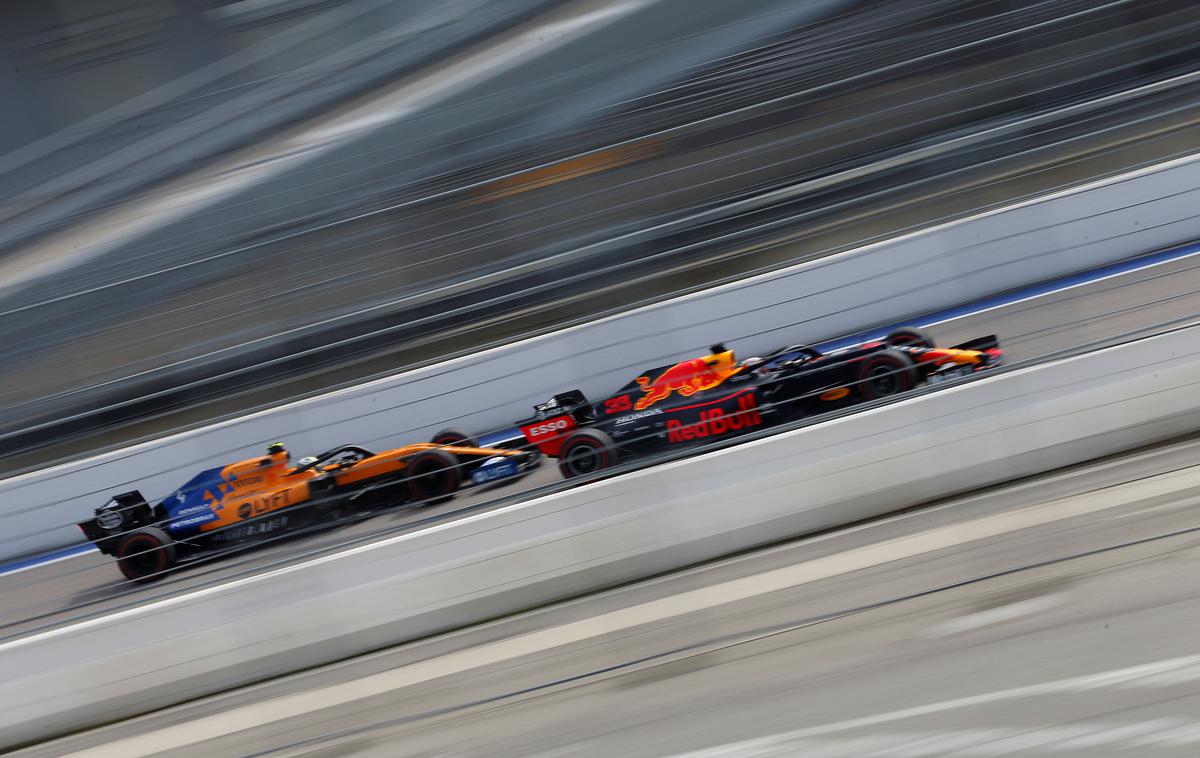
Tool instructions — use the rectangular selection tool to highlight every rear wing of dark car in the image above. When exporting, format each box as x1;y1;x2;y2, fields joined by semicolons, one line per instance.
517;390;595;456
951;334;1000;352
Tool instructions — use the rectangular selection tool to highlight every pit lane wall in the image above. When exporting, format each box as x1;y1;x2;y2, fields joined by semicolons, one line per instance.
4;153;1200;560
5;321;1200;748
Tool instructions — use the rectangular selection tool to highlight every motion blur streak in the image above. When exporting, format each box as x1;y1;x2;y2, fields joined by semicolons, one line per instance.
0;0;654;291
1;0;1196;463
466;139;663;204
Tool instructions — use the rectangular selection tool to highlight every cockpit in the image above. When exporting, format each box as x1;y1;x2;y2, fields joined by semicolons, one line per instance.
765;344;824;369
290;445;375;475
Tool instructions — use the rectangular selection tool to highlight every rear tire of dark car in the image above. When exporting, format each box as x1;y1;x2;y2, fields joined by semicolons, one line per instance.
885;326;935;349
856;349;919;401
430;427;478;449
116;527;176;583
407;449;461;506
557;429;619;479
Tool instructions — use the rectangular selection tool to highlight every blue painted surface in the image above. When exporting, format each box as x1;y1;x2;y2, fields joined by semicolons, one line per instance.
0;543;96;577
471;457;520;485
160;466;225;537
12;241;1200;574
478;428;525;448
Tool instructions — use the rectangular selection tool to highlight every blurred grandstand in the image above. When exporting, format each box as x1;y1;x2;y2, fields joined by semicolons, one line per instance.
1;0;1198;471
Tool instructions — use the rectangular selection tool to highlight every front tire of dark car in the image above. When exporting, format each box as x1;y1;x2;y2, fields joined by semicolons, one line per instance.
116;526;177;583
856;349;919;401
431;427;481;468
557;429;619;479
430;427;478;449
407;449;462;506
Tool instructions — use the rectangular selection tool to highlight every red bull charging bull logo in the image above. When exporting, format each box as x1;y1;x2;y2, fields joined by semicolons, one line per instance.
634;348;739;410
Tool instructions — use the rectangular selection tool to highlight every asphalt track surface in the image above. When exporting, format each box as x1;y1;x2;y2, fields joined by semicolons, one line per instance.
1;246;1198;641
22;425;1200;756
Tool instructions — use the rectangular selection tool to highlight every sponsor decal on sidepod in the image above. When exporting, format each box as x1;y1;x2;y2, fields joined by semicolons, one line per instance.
666;394;763;443
614;409;664;425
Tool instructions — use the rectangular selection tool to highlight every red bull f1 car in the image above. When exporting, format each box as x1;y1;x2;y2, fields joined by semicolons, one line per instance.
514;327;1001;478
78;431;539;582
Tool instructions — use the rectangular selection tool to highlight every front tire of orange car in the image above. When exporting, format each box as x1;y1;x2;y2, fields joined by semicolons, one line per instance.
407;448;462;506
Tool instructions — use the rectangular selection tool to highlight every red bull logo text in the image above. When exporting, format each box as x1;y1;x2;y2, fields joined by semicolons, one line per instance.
666;394;763;443
635;351;738;410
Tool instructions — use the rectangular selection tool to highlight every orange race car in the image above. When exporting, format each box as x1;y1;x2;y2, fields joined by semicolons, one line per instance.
78;431;539;582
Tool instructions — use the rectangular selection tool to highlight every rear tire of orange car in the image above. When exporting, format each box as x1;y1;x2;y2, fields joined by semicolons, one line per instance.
116;526;176;583
557;429;618;479
856;349;919;401
884;326;935;349
407;448;462;506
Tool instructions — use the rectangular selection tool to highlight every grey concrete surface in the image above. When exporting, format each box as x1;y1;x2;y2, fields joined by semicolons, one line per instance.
2;246;1197;638
19;428;1200;757
315;476;1200;758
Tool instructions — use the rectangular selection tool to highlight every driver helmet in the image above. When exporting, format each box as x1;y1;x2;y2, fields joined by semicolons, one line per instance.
703;343;739;380
297;455;319;468
738;356;768;374
266;441;289;466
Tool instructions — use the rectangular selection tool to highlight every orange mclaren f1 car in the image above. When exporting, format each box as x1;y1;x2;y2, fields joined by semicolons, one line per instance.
78;430;539;582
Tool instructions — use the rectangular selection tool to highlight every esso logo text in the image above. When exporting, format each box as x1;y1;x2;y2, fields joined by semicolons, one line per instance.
526;418;570;438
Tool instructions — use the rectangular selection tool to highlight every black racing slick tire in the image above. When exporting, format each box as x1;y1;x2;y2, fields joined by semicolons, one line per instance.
856;349;919;401
885;326;935;349
407;448;461;505
430;427;478;449
116;527;176;583
557;429;619;479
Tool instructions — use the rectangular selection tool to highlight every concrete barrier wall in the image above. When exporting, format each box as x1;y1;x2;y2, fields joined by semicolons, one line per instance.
3;321;1198;748
2;152;1200;559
